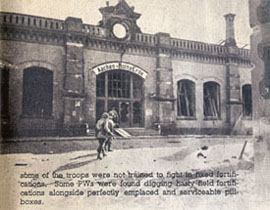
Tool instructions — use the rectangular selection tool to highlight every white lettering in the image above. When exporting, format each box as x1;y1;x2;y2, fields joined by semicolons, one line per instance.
92;62;148;79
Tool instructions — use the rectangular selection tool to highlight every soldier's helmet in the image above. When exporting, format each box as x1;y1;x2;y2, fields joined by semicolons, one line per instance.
102;112;109;119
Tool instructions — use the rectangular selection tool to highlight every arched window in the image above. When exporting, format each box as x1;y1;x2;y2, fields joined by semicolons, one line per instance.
22;67;53;117
242;84;252;117
96;70;144;127
203;82;220;118
177;80;195;117
0;66;9;118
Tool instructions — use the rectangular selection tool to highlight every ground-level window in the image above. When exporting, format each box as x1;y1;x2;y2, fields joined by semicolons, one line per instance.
203;81;221;118
0;66;9;117
23;67;53;118
177;79;195;117
242;84;252;117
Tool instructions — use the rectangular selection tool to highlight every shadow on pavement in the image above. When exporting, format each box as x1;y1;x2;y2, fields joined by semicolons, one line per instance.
161;147;193;161
0;140;98;155
70;153;97;161
55;158;98;172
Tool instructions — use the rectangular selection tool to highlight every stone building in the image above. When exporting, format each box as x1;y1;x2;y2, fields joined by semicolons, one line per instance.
0;0;252;136
249;0;270;204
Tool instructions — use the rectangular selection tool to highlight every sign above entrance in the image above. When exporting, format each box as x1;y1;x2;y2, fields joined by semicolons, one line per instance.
92;62;148;79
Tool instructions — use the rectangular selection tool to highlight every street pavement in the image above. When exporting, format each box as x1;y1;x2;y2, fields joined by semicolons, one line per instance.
1;136;265;210
0;135;251;154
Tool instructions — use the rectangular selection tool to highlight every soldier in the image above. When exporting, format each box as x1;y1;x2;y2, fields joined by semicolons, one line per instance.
104;113;115;152
109;106;120;128
95;112;109;160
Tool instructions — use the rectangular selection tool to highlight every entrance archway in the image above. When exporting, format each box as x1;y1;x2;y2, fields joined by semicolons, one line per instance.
96;70;144;127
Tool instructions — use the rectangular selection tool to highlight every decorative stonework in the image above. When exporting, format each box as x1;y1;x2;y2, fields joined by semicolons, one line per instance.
98;0;141;42
0;11;251;67
0;26;65;46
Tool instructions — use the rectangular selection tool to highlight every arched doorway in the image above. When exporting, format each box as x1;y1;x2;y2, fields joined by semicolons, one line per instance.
96;70;144;127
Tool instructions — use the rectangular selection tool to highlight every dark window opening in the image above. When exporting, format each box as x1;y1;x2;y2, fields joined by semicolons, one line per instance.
264;47;270;88
242;84;252;117
108;100;119;115
120;102;130;124
203;82;221;118
96;73;105;97
108;71;130;98
96;100;105;122
23;67;53;118
177;80;195;117
133;76;143;99
0;67;9;117
133;101;142;124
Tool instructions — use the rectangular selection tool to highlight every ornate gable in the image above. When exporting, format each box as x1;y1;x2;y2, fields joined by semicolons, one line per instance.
100;0;141;20
99;0;141;40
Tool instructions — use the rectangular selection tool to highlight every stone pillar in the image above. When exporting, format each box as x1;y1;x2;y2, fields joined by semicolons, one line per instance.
62;17;85;127
224;14;242;134
249;0;270;204
155;33;175;124
226;53;242;134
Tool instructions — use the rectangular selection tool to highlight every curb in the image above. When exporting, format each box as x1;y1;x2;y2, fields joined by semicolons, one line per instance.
0;135;253;143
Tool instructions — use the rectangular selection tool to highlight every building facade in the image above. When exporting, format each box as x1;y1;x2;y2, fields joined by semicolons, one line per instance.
249;0;270;202
0;0;252;136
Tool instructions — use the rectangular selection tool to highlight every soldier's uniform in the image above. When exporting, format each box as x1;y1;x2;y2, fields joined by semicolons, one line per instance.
96;112;109;160
104;114;115;152
109;107;119;127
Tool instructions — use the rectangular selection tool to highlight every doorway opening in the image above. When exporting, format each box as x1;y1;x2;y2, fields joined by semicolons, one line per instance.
96;70;144;127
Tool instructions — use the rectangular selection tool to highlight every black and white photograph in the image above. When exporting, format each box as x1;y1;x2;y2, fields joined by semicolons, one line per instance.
0;0;269;209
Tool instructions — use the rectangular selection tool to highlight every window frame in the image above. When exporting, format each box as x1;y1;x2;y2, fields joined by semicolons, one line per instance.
242;84;252;119
203;81;221;120
22;67;54;119
176;79;196;120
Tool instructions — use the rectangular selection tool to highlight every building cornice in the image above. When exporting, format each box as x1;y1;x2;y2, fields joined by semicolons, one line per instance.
0;12;251;67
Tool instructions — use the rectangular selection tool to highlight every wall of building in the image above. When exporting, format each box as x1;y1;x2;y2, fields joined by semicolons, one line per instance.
172;59;228;133
249;0;270;203
0;39;252;135
171;58;253;134
0;40;65;133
